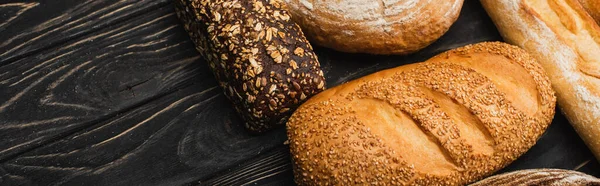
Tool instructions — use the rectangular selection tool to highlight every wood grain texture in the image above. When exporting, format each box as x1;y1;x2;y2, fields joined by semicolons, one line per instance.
0;0;170;65
0;6;205;160
200;147;294;186
0;85;289;185
0;0;598;186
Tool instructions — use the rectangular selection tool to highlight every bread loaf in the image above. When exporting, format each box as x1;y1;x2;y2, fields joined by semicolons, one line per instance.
174;0;326;133
282;0;464;54
578;0;600;24
287;42;556;185
470;169;600;186
481;0;600;161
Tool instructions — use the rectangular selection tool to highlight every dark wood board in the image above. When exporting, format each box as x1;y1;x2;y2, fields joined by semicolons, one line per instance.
0;0;598;185
0;5;209;161
0;0;170;65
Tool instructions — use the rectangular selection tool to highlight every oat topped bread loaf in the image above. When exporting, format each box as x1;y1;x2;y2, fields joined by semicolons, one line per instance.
174;0;326;133
287;42;556;185
282;0;464;54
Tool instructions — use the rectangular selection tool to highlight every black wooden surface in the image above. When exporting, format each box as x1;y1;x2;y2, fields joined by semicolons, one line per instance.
0;0;598;185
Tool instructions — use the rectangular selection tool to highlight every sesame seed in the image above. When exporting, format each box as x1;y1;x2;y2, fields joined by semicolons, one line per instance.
285;42;556;185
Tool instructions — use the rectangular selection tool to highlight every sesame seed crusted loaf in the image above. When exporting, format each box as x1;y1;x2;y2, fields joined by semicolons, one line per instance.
282;0;464;54
174;0;326;133
470;169;600;186
287;42;556;185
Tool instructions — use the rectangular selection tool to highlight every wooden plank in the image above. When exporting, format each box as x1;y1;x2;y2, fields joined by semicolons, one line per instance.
0;85;289;185
200;147;294;186
0;0;170;65
0;6;208;160
0;1;498;184
1;0;598;185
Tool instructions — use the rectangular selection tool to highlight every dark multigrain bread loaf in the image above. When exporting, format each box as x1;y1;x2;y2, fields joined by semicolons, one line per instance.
470;169;600;186
174;0;326;132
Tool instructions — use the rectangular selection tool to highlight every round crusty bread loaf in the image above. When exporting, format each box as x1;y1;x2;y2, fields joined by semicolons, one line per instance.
470;169;600;186
282;0;464;54
287;42;556;185
579;0;600;24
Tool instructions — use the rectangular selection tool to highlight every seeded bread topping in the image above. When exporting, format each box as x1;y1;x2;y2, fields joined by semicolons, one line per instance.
287;42;556;185
174;0;326;132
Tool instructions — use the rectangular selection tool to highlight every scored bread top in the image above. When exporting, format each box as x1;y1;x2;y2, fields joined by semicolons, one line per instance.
287;42;556;185
282;0;464;54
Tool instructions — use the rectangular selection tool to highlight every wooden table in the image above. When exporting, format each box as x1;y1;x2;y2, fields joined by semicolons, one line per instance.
1;0;598;185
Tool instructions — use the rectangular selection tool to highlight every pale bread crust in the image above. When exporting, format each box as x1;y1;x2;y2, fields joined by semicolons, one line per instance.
579;0;600;24
481;0;600;161
282;0;464;54
287;42;556;185
470;169;600;186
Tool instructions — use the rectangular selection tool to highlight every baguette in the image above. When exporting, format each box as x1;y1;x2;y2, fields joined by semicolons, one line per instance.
174;0;326;133
481;0;600;160
470;169;600;186
287;42;556;185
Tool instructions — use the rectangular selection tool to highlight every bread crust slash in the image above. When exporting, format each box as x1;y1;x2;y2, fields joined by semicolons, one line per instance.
287;42;556;185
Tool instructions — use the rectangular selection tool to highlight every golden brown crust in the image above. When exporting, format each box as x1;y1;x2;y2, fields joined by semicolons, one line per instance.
282;0;464;55
470;169;600;186
578;0;600;24
287;42;556;185
481;0;600;161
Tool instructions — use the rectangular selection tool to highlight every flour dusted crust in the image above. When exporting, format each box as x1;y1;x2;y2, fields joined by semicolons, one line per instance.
481;0;600;161
470;169;600;186
287;42;556;185
578;0;600;24
283;0;464;54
